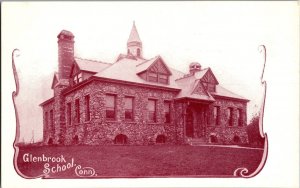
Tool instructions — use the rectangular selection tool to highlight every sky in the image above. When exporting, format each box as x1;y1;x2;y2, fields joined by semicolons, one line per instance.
2;1;298;143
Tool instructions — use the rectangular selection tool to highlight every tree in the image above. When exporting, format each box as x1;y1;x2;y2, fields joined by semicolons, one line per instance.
246;113;265;147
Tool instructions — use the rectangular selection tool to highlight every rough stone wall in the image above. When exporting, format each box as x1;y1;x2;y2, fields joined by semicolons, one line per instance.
42;80;249;146
206;97;249;144
52;80;69;144
63;80;179;145
42;102;54;144
173;101;186;144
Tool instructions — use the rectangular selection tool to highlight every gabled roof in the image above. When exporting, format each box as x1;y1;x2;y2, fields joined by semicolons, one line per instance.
127;22;142;44
175;75;215;101
51;72;59;89
136;55;172;75
198;68;219;84
93;57;183;90
211;85;249;101
74;57;111;73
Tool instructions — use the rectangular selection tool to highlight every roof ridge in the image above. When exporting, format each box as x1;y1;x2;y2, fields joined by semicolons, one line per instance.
136;56;158;67
74;56;110;64
175;67;209;81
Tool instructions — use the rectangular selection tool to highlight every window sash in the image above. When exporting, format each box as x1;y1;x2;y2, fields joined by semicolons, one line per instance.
238;109;243;126
84;95;90;121
75;99;80;123
148;111;156;122
125;110;133;120
213;106;220;125
50;110;54;130
148;99;156;122
106;95;115;108
67;103;71;125
106;95;116;119
227;108;233;126
164;102;170;123
124;97;133;109
45;112;48;127
125;97;133;120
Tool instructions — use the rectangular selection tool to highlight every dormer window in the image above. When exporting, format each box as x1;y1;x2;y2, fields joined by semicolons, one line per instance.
147;72;169;84
136;56;172;85
73;72;83;85
202;82;216;92
159;74;168;84
148;72;158;82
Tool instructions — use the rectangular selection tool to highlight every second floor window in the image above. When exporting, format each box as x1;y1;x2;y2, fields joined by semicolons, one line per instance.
125;97;133;120
164;101;171;123
106;94;116;119
148;99;157;123
73;72;83;85
75;99;80;124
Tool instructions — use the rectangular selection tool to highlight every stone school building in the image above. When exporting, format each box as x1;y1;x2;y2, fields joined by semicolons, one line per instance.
40;23;249;146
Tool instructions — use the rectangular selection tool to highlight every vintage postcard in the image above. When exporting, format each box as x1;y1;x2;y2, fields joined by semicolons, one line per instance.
1;1;299;188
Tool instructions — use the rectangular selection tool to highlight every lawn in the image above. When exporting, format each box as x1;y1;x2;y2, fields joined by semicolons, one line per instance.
16;145;264;178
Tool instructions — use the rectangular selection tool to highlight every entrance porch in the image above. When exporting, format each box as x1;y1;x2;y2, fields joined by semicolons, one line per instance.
183;101;212;145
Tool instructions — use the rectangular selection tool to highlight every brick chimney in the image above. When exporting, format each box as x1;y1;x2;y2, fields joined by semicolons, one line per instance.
57;30;74;79
189;62;201;75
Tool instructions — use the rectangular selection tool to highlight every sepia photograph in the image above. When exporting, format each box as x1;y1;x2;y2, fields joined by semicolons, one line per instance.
1;1;299;187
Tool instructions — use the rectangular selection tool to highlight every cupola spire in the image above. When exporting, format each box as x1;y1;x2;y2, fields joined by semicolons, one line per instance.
127;21;143;58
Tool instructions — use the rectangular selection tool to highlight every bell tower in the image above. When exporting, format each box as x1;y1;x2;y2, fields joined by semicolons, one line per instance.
127;22;143;58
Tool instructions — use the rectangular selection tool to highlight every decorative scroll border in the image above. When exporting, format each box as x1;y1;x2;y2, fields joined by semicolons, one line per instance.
12;45;268;179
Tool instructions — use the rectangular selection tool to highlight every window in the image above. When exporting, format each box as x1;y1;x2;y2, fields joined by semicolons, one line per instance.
207;83;216;92
213;106;220;126
148;99;157;123
75;99;80;124
114;134;128;144
67;102;71;125
45;112;48;128
73;72;83;85
148;72;158;82
137;48;141;57
164;101;171;123
106;94;116;119
49;110;54;131
124;97;133;121
84;95;90;121
237;109;243;127
226;108;233;126
159;74;168;84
